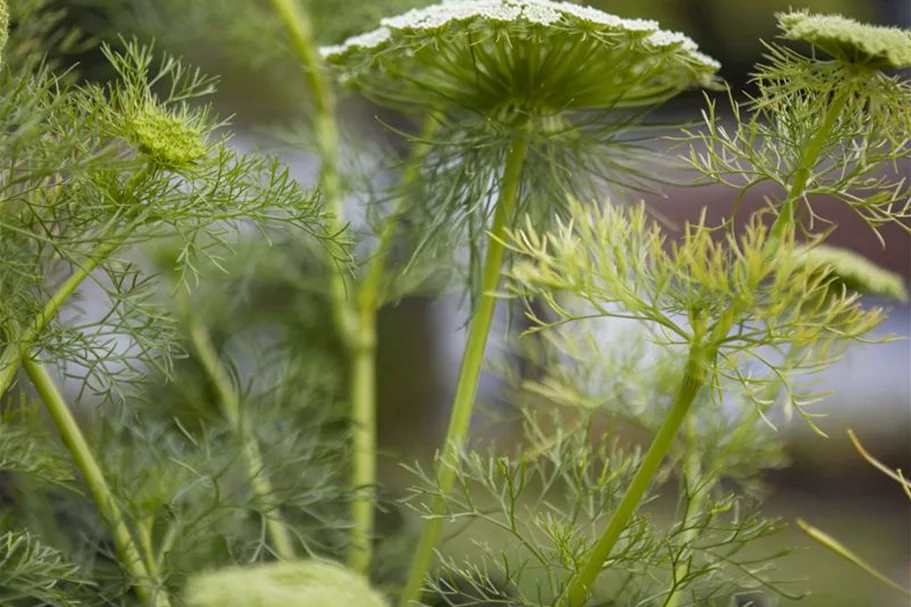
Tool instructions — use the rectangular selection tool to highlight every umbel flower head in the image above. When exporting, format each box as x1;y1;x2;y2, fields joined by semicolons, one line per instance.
321;0;721;269
321;0;720;117
184;560;389;607
126;100;207;168
93;40;216;171
778;9;911;69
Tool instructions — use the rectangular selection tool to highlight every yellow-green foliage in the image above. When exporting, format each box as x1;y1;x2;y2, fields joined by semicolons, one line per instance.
184;560;390;607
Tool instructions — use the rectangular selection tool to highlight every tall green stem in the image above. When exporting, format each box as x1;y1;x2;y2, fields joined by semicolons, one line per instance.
22;358;169;607
348;117;439;573
398;137;529;607
769;89;850;241
187;319;296;560
0;236;124;398
561;348;708;607
268;0;355;346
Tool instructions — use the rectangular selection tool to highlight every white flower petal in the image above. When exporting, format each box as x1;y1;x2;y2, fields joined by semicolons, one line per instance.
646;30;698;51
319;27;391;58
382;0;662;31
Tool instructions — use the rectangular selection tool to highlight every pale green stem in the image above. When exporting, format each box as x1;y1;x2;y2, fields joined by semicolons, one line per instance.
187;319;296;560
398;137;529;607
561;348;708;607
22;358;169;607
268;0;355;347
769;89;851;242
348;116;439;573
137;517;161;580
348;302;378;573
664;416;707;607
0;236;123;398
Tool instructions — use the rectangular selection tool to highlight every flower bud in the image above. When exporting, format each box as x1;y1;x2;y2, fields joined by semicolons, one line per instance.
184;560;390;607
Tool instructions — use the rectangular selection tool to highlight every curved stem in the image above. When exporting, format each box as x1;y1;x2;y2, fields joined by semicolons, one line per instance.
561;348;708;607
187;319;296;560
268;0;355;347
22;358;169;607
798;519;911;599
0;167;152;399
398;137;529;607
0;236;124;398
769;89;850;241
348;116;439;573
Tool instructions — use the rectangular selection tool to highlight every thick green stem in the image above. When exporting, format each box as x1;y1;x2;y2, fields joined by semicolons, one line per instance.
348;307;378;573
769;89;850;241
268;0;355;347
0;237;124;398
22;358;169;607
347;116;439;573
187;320;296;560
561;349;708;607
398;137;529;607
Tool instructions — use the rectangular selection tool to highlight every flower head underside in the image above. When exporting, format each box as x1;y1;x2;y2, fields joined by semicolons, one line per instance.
778;9;911;69
320;0;721;116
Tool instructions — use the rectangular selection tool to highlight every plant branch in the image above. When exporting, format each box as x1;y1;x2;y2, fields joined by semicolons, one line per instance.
397;136;529;607
0;166;153;399
187;317;296;560
0;235;125;398
664;416;708;607
348;115;439;573
769;88;850;241
561;346;709;607
268;0;355;346
797;518;911;599
22;357;169;607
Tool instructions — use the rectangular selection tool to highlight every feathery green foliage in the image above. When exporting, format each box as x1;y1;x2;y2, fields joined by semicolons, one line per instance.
0;531;89;605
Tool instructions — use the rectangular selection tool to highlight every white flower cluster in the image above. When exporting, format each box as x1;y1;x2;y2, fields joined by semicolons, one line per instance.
319;27;391;59
319;0;720;70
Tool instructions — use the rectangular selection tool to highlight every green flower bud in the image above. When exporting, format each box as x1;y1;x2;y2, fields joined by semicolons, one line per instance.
793;243;909;302
184;560;390;607
127;101;207;169
778;10;911;69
